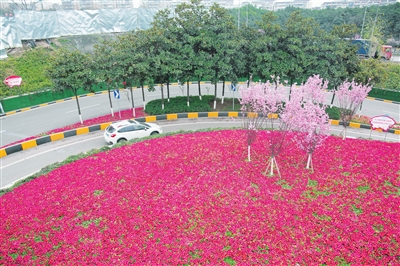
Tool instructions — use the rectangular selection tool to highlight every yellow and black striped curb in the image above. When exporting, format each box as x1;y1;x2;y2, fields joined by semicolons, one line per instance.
366;97;400;104
1;112;399;158
0;91;109;117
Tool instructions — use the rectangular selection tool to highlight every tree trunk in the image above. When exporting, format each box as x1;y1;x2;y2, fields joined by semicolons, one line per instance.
187;81;190;107
214;81;217;110
130;86;135;117
330;87;336;107
221;79;225;104
161;83;165;110
306;153;313;171
264;156;281;178
270;156;274;176
198;80;202;100
213;72;218;109
167;81;170;102
74;91;83;124
141;85;146;110
107;87;114;117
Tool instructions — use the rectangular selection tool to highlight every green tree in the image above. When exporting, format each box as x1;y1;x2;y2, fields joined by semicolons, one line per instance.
353;58;388;86
116;30;153;110
47;49;95;124
173;0;210;105
379;63;400;91
229;4;266;29
362;15;386;45
150;8;182;107
310;34;360;89
93;39;121;117
330;23;358;39
237;26;258;85
252;11;283;84
203;3;238;107
381;2;400;39
281;11;319;87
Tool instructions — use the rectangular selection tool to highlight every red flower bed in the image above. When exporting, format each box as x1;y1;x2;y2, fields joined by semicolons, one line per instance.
1;130;399;264
1;108;147;148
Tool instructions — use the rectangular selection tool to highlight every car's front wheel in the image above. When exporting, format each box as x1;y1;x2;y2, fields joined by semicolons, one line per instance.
150;131;159;135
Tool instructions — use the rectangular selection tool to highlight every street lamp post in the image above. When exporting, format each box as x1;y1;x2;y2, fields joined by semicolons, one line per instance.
238;1;240;30
361;7;367;38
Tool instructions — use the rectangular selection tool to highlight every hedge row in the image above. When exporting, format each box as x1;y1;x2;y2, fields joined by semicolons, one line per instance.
146;95;342;120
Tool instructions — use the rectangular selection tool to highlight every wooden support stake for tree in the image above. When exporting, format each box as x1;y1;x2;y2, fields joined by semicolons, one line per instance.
264;156;281;179
306;153;314;173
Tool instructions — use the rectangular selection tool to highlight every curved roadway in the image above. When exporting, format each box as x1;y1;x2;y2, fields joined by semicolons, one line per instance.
0;84;399;189
1;83;399;147
1;118;399;190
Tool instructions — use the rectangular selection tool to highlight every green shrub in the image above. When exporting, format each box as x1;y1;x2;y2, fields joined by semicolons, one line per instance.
368;88;400;102
0;48;54;98
145;95;215;115
325;106;341;120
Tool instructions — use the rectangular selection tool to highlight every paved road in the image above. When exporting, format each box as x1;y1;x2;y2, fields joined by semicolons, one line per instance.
1;119;399;190
391;54;400;63
1;83;399;147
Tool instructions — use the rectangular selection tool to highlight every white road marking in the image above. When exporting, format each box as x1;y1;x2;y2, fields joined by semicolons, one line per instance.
329;127;399;141
382;110;400;115
0;135;104;170
66;104;100;114
0;130;5;133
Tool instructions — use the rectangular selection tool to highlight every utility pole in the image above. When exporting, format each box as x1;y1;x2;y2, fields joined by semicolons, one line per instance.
360;4;368;38
246;3;248;27
370;0;382;40
238;0;240;30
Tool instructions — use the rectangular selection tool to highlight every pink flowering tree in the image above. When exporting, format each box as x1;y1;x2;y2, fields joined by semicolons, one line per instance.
239;84;267;162
240;79;288;177
282;75;330;171
335;80;372;139
262;81;289;178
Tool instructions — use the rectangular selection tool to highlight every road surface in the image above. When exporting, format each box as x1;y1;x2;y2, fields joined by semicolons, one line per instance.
1;118;398;190
1;83;399;147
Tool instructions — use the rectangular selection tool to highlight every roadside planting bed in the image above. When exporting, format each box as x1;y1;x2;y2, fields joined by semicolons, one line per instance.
0;130;399;264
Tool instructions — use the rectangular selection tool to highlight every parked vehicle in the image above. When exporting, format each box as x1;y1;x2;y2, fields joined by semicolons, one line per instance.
104;119;163;145
380;45;393;60
351;39;392;60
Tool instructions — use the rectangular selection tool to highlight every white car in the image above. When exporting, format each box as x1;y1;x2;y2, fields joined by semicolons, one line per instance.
104;119;163;145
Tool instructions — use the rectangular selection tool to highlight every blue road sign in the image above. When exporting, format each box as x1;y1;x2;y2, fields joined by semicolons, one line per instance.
114;89;120;99
230;84;236;92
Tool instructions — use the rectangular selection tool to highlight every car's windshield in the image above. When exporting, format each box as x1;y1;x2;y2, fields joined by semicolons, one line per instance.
140;122;151;127
106;126;116;133
128;119;139;124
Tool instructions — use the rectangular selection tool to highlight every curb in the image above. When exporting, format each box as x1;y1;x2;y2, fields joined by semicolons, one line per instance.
366;97;400;105
1;113;399;158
